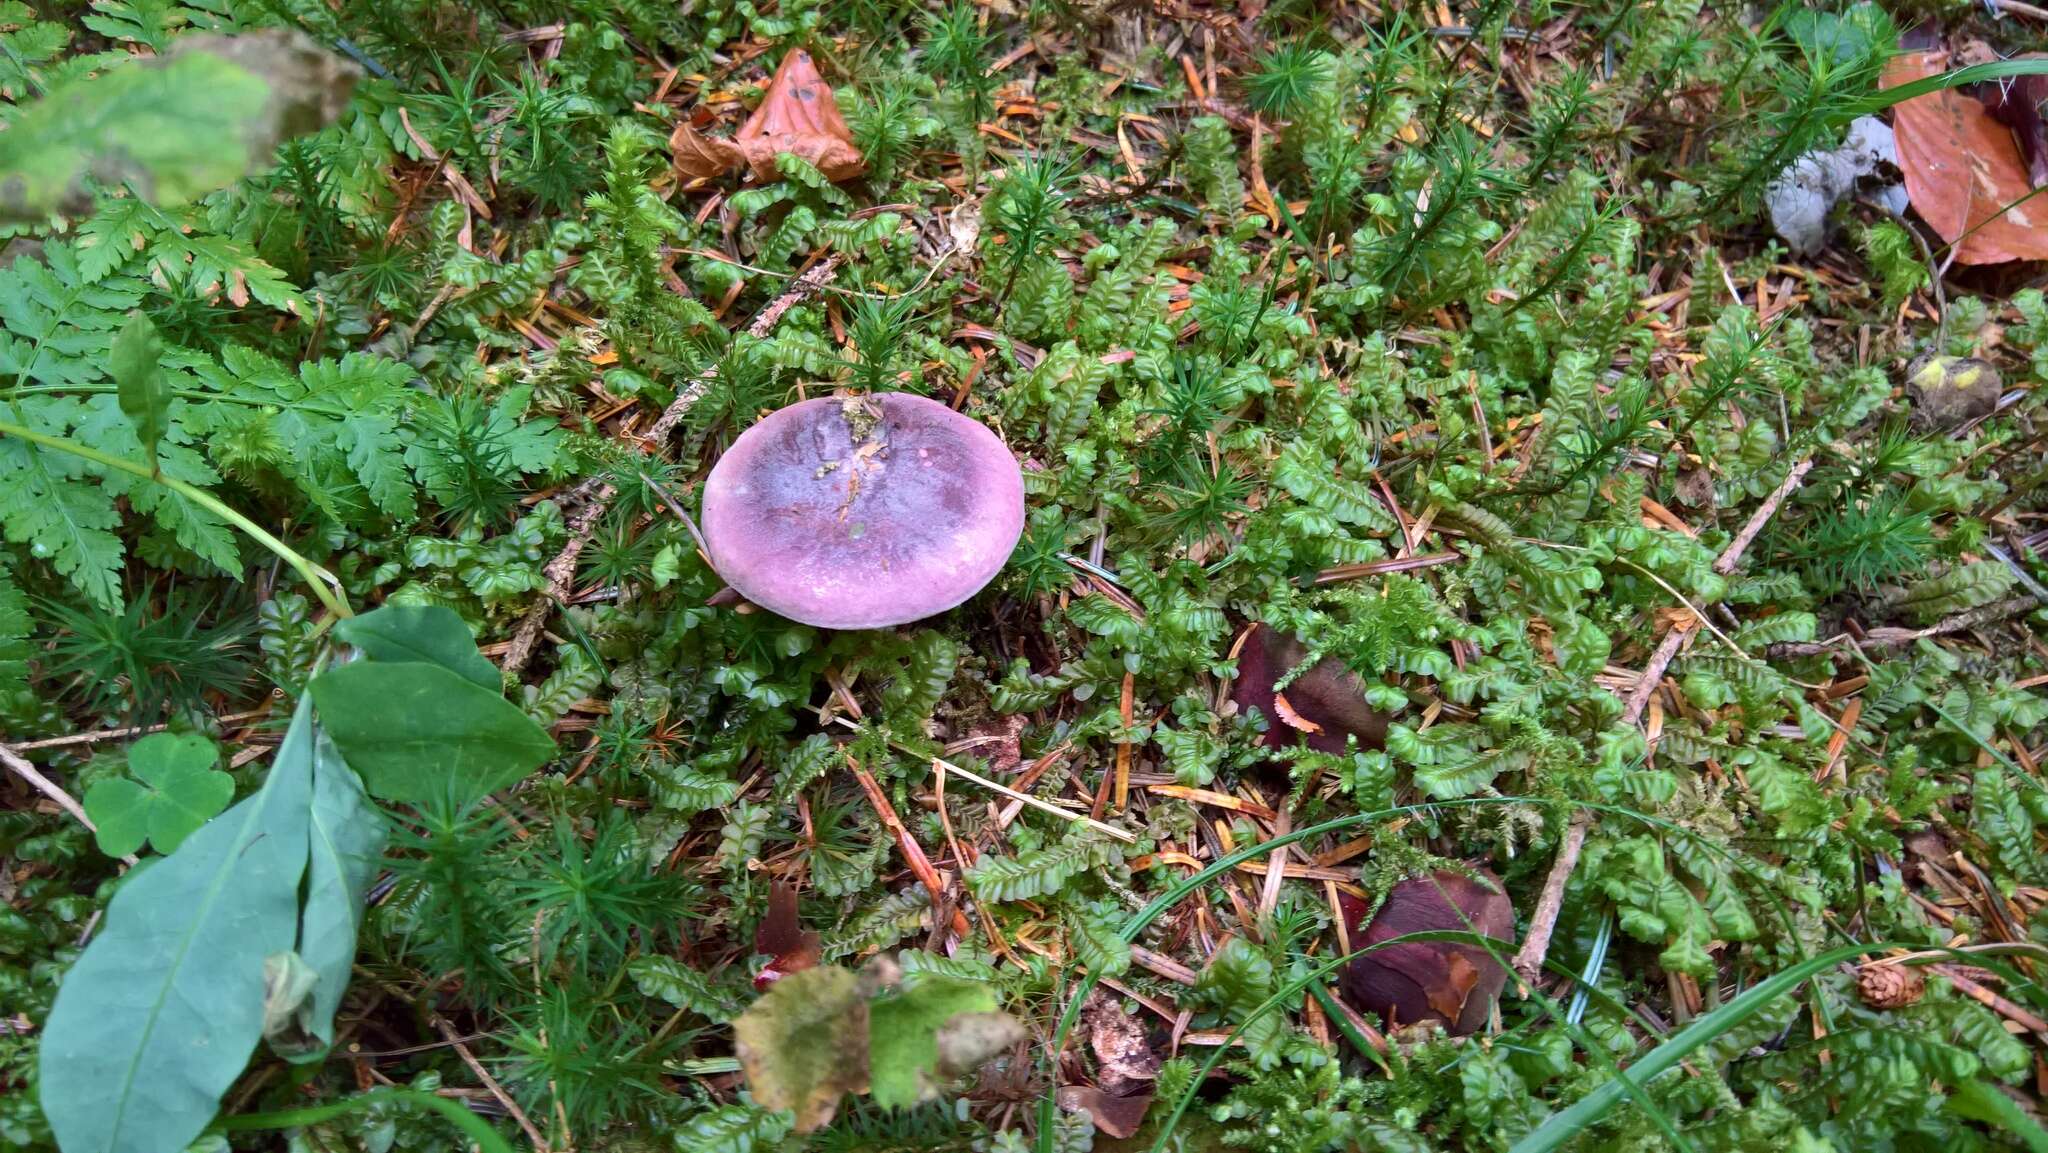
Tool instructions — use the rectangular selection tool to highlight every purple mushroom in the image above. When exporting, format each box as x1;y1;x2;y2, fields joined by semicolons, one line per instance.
1339;868;1514;1036
700;393;1026;629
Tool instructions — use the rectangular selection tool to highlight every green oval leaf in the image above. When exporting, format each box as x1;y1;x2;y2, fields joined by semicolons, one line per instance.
289;725;384;1060
308;660;556;805
334;603;499;690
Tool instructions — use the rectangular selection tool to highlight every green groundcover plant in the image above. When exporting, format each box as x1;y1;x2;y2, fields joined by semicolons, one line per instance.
3;2;2048;1152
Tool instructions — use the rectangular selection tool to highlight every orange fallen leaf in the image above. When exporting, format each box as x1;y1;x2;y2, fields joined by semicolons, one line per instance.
671;49;865;184
1888;50;2048;264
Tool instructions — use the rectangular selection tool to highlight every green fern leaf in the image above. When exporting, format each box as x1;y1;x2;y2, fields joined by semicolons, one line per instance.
1273;440;1395;531
628;955;741;1021
0;397;126;608
647;760;741;815
671;1103;794;1153
0;565;29;699
967;832;1112;903
1895;561;2015;624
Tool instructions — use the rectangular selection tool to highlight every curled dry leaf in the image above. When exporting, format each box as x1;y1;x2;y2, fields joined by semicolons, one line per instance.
670;49;865;184
1888;50;2048;265
1339;868;1514;1037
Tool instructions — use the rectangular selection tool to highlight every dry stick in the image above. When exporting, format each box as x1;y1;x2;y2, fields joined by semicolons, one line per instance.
1512;457;1814;989
826;717;1135;843
1765;595;2039;658
0;741;114;851
501;482;614;675
1712;457;1815;576
9;709;271;751
432;1016;552;1153
500;256;843;676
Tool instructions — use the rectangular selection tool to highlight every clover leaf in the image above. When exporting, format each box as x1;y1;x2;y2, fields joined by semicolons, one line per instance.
84;732;234;857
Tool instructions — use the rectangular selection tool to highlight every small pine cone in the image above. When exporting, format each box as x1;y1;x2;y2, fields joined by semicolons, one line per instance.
1858;964;1925;1010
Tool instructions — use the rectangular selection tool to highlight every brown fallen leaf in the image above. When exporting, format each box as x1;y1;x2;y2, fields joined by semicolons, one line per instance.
1339;868;1514;1037
1057;1086;1156;1139
1889;50;2048;265
670;49;865;184
1055;992;1158;1139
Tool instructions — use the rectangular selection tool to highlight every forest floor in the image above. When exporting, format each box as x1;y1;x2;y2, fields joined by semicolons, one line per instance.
7;1;2048;1151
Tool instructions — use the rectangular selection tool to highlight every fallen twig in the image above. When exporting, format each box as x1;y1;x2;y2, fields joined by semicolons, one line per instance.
830;716;1136;843
1511;814;1588;990
1765;595;2039;658
1713;457;1813;575
1515;460;1809;990
433;1016;551;1153
0;741;135;866
501;257;841;676
501;481;615;676
8;709;271;751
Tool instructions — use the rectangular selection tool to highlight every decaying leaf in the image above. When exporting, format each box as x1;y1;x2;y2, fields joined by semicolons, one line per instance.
868;975;1021;1109
1082;990;1159;1098
1056;991;1158;1138
1888;50;2048;264
732;965;869;1132
0;28;357;221
1340;868;1514;1037
260;951;321;1059
670;49;864;184
1230;623;1390;755
733;957;1023;1128
1056;1087;1156;1139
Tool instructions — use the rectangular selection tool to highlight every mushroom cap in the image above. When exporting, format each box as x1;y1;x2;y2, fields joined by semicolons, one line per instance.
701;393;1025;630
1229;623;1390;754
1339;868;1514;1036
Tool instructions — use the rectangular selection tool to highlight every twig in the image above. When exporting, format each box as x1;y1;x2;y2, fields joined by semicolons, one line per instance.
645;255;841;447
433;1016;551;1153
1766;595;2038;658
0;741;136;866
501;482;614;676
933;753;1136;843
1516;462;1810;991
9;709;271;751
850;757;951;907
501;258;841;676
1990;0;2048;22
1713;458;1813;575
1620;626;1691;730
1510;815;1587;990
826;717;1135;843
